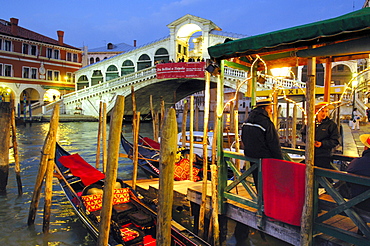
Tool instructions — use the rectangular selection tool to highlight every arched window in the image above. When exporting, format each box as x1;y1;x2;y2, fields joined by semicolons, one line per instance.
107;43;114;49
137;54;152;71
106;65;119;81
121;60;135;75
90;57;94;65
91;70;103;86
77;75;89;90
96;57;100;62
154;48;169;63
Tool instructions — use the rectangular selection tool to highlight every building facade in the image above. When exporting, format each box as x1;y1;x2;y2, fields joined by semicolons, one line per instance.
0;17;82;114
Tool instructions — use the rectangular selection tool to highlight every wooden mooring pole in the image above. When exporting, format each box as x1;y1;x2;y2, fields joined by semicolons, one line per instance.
132;112;140;190
43;104;59;233
98;95;125;246
189;96;194;181
199;71;211;238
96;101;103;169
156;108;177;246
300;57;316;246
11;104;22;195
27;104;59;226
181;100;188;147
0;102;11;194
102;102;107;173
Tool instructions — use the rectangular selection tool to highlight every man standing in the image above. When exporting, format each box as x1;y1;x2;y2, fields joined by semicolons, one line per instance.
346;134;370;211
302;102;340;169
241;98;283;189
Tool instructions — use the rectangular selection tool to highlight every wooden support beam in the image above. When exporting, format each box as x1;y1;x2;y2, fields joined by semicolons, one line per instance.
98;95;125;246
157;108;177;246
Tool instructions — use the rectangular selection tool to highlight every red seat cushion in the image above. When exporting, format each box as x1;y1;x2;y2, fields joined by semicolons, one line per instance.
262;158;306;226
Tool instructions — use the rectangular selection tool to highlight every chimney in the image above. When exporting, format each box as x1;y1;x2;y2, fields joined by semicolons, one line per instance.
10;18;19;36
57;30;64;45
133;40;137;47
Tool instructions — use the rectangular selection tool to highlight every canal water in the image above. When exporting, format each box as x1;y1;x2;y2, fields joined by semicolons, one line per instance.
0;121;291;246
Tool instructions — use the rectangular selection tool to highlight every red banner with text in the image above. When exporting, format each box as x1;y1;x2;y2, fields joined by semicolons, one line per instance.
156;62;205;79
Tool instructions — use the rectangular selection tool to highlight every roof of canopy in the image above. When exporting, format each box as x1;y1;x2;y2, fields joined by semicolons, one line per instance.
208;8;370;69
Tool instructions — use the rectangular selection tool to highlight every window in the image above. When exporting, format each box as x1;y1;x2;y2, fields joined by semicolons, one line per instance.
22;44;29;54
47;70;53;80
4;40;11;51
23;67;30;78
54;71;60;81
4;65;12;76
31;68;37;79
47;48;52;58
31;45;37;56
0;64;2;76
67;52;72;61
66;72;72;82
90;57;94;64
96;57;100;62
54;49;59;59
0;39;2;50
73;54;78;62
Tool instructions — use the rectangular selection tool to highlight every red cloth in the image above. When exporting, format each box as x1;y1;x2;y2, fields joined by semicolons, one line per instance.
262;158;306;226
58;153;105;186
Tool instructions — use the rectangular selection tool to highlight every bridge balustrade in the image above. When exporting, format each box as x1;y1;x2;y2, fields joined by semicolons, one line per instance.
220;149;370;245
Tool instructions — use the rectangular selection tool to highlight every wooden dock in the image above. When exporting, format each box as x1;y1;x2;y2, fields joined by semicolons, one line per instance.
125;178;365;246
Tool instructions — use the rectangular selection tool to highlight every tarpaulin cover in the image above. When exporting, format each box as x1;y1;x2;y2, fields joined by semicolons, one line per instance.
262;158;306;226
208;8;370;59
58;153;105;186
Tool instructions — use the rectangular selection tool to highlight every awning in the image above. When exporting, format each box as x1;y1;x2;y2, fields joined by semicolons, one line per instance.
208;8;370;61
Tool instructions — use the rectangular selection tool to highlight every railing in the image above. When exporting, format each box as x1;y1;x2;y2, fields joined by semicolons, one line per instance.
220;148;370;245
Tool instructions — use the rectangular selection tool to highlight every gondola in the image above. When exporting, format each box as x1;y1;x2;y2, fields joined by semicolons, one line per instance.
121;134;202;181
54;143;210;246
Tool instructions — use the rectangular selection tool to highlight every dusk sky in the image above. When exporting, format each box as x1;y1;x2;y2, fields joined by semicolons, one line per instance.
1;0;366;49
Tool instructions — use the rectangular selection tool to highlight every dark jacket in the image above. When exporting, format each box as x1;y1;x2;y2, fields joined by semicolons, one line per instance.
346;149;370;211
301;117;340;158
241;107;283;160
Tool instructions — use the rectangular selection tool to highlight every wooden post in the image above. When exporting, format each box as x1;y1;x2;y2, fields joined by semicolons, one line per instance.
102;102;107;173
181;101;188;147
43;104;59;233
98;95;125;246
234;110;240;171
11;104;22;195
189;96;194;181
285;101;290;145
273;84;278;127
199;71;211;238
324;57;332;103
229;101;234;132
195;105;199;131
160;97;165;133
300;57;316;246
96;101;103;169
292;104;297;149
132;112;140;190
28;104;59;225
150;95;158;141
0;102;11;193
157;108;177;246
217;61;227;245
211;164;220;246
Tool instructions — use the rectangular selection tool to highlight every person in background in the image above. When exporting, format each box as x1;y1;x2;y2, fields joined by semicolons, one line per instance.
366;107;370;122
241;98;283;190
352;107;361;130
301;102;340;169
346;134;370;212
